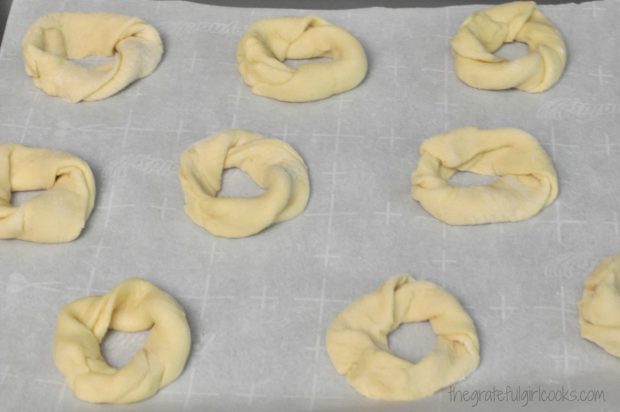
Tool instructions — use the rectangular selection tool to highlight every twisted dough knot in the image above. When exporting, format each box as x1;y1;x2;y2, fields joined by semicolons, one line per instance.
0;144;95;243
179;129;309;238
326;275;479;401
579;253;620;358
237;16;367;102
53;278;191;404
411;127;558;225
22;12;163;102
451;1;566;92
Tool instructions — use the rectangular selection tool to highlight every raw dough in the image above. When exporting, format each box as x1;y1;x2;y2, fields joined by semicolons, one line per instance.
451;1;566;92
0;143;95;243
179;129;309;238
411;127;558;225
326;275;480;401
53;278;191;404
22;12;163;102
578;253;620;357
237;16;367;102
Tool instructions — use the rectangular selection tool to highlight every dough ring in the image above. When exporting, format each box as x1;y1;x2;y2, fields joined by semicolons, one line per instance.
411;127;558;225
0;143;96;243
237;16;367;102
22;12;163;102
578;253;620;357
179;129;310;238
326;275;480;401
53;278;191;404
451;1;566;92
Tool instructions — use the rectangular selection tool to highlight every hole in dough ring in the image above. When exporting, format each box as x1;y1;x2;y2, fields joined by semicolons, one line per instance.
411;127;558;225
53;278;191;404
179;129;310;238
237;15;368;102
22;12;164;102
578;253;620;358
0;143;96;243
326;275;480;401
451;1;567;93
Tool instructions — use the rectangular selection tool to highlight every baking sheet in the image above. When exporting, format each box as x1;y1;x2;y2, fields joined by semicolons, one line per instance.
1;0;620;411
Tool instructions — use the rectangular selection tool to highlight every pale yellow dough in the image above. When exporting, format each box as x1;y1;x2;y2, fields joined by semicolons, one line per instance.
0;143;95;243
179;129;309;238
53;278;191;404
237;16;367;102
326;275;479;401
22;12;163;102
578;253;620;358
411;127;558;225
451;1;566;92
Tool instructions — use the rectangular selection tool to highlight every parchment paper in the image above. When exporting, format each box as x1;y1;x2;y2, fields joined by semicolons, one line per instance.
1;0;619;411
